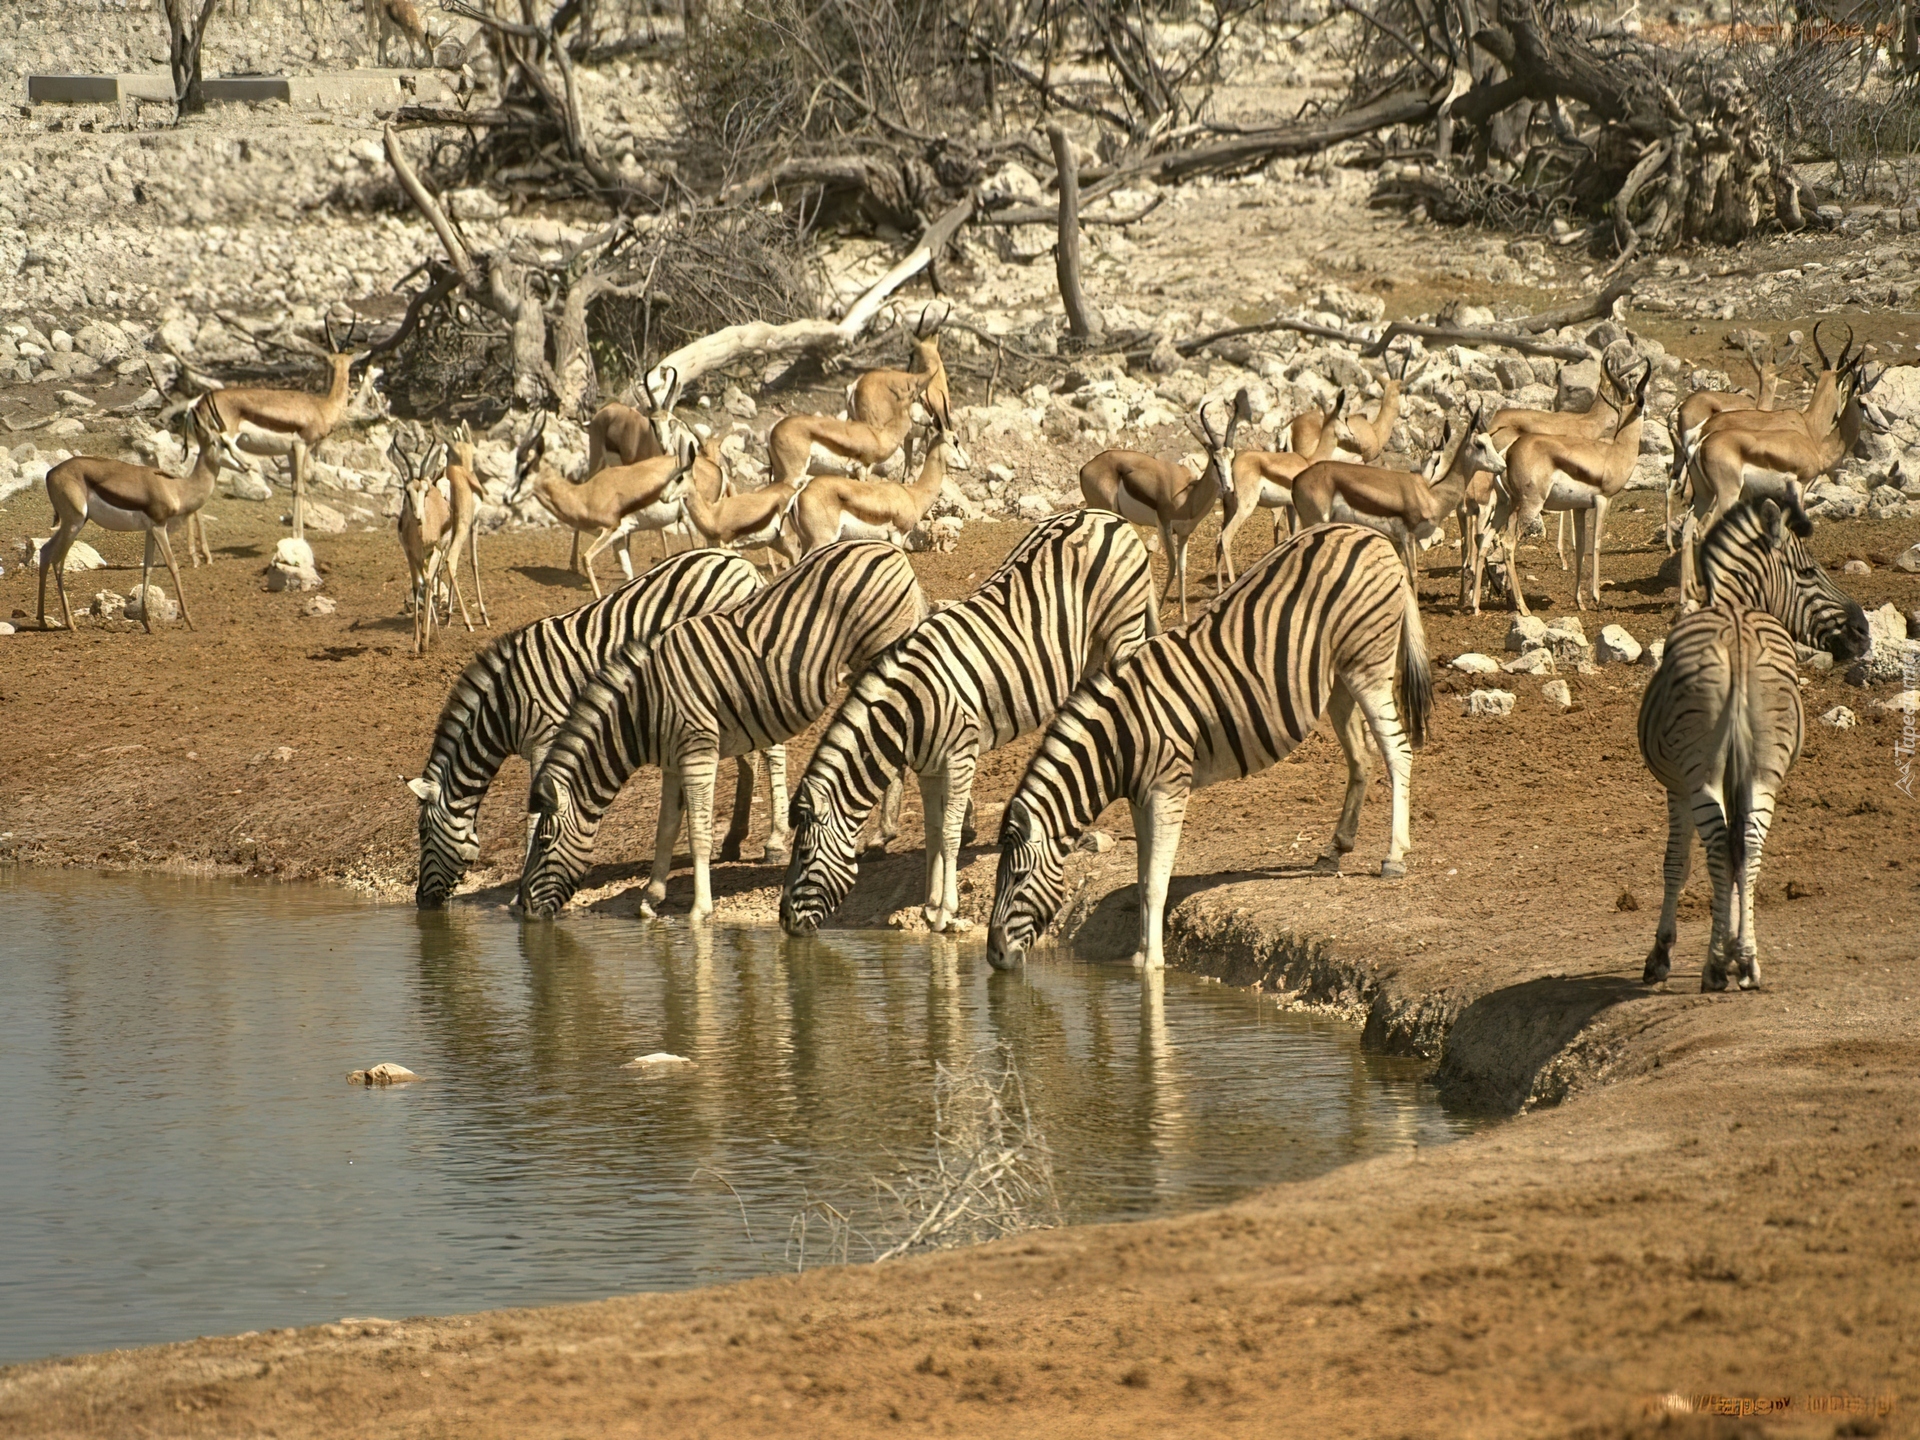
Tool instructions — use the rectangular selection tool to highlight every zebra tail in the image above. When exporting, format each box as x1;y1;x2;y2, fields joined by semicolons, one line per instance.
1723;629;1757;887
1397;569;1432;751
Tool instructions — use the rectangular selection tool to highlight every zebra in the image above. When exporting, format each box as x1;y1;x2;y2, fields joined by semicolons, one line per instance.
408;549;763;909
985;522;1431;972
519;540;928;923
779;509;1160;937
1639;497;1868;991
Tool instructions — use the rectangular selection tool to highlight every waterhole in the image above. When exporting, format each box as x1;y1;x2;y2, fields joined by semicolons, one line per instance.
0;868;1478;1364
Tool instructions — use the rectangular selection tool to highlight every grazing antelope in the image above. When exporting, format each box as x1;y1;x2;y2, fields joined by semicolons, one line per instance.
1214;390;1351;585
38;399;245;633
198;315;363;542
582;366;696;571
1474;363;1653;614
768;315;959;489
1640;499;1868;991
1081;394;1243;622
787;416;971;556
1293;348;1419;462
509;413;699;598
1291;406;1508;582
1678;364;1889;605
679;442;801;570
986;523;1431;973
393;430;457;656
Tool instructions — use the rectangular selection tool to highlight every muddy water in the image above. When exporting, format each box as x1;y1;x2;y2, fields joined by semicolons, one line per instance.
0;869;1478;1364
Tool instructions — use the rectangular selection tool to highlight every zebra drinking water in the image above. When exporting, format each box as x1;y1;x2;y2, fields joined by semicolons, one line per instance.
1639;497;1868;991
986;522;1431;972
779;509;1159;936
518;541;927;923
408;549;763;908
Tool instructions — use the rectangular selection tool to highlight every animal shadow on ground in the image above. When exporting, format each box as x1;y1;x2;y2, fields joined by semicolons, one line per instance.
511;564;593;590
1433;973;1650;1113
213;544;264;559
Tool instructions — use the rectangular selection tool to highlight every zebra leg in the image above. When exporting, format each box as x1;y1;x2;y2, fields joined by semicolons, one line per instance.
1698;804;1737;992
960;797;977;849
1315;685;1373;875
919;761;953;931
638;767;686;919
762;745;791;867
866;777;904;854
679;741;722;925
1351;669;1417;878
1644;790;1692;985
1128;788;1188;970
1734;795;1777;990
719;750;758;863
926;743;979;933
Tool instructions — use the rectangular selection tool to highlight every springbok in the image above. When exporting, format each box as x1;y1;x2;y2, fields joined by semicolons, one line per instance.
392;430;458;656
509;413;698;599
788;415;970;556
676;436;800;570
1291;406;1508;583
1293;347;1419;463
1678;363;1889;604
1474;363;1654;614
1214;390;1352;585
581;366;702;571
38;399;245;632
1080;394;1244;622
197;315;364;541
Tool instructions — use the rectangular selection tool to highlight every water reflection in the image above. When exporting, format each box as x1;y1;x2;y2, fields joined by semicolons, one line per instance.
0;869;1479;1366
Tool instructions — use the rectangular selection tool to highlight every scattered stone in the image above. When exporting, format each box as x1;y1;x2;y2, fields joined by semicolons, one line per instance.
1016;493;1054;520
1895;543;1920;573
1846;604;1915;686
90;590;126;620
300;595;338;617
226;469;275;502
1798;646;1834;675
1462;688;1516;716
56;389;94;409
125;585;178;623
46;418;85;438
0;622;13;635
1450;652;1500;675
266;537;324;593
1505;615;1548;652
1078;829;1116;854
293;500;347;535
1540;679;1573;710
723;386;758;420
1616;889;1640;912
1504;647;1557;676
622;1053;695;1069
1595;623;1642;665
1643;638;1665;669
1556;359;1602;411
1819;705;1857;728
1842;558;1871;575
1878;690;1920;714
1145;337;1182;375
347;1063;418;1085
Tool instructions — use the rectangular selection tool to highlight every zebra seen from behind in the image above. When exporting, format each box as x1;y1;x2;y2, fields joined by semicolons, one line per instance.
409;549;763;908
986;522;1432;972
1639;497;1868;991
519;541;927;923
779;509;1160;936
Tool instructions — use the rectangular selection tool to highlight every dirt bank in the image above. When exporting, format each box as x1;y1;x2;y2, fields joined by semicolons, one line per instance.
4;456;1919;1436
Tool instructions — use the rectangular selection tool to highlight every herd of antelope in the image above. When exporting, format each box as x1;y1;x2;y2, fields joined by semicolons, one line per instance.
33;303;1887;652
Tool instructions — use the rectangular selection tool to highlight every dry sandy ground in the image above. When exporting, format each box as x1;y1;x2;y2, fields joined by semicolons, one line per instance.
2;462;1919;1436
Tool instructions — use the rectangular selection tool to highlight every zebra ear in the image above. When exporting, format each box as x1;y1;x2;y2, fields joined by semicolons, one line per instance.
406;776;440;803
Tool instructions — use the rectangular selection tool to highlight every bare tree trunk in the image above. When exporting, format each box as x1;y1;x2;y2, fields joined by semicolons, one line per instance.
166;0;221;118
1047;123;1102;343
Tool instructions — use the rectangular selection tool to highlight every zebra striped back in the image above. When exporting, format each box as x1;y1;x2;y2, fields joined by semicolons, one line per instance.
410;549;761;907
987;523;1428;964
1696;497;1868;660
779;509;1158;932
519;541;926;916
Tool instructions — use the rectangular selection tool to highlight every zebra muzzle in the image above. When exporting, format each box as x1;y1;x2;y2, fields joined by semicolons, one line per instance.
985;925;1024;970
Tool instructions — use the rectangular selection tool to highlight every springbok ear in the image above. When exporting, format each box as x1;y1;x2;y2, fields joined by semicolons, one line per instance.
406;776;440;802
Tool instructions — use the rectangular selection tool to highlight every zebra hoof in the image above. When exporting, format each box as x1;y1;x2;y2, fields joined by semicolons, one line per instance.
1312;851;1342;876
1700;969;1731;993
717;841;743;863
1379;859;1406;879
762;843;790;868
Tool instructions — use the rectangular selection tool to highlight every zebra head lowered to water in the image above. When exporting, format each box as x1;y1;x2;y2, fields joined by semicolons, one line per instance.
779;509;1160;937
986;522;1432;972
517;541;927;924
409;549;764;909
1639;497;1869;993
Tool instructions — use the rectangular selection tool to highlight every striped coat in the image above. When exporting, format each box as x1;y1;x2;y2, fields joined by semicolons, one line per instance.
1639;498;1868;990
519;541;927;923
409;549;762;907
780;509;1159;935
987;523;1430;971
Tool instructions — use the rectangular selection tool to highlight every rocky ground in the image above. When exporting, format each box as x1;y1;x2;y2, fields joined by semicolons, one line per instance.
5;43;1920;1440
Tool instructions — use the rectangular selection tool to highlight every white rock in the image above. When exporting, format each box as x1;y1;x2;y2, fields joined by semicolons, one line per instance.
987;462;1018;485
1540;679;1573;710
722;386;757;420
1503;647;1556;675
1462;688;1516;717
1893;543;1920;574
226;469;275;502
274;537;316;569
301;595;338;617
1450;652;1500;675
296;501;348;535
1505;615;1548;652
1877;690;1919;713
91;590;127;620
1819;705;1857;728
0;622;14;635
347;1063;419;1085
1016;493;1054;520
1847;604;1915;686
622;1052;696;1069
1643;638;1665;668
1595;623;1642;665
32;538;104;572
267;562;324;593
125;585;179;623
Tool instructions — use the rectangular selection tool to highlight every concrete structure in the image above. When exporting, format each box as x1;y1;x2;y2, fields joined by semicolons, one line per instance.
26;68;450;108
